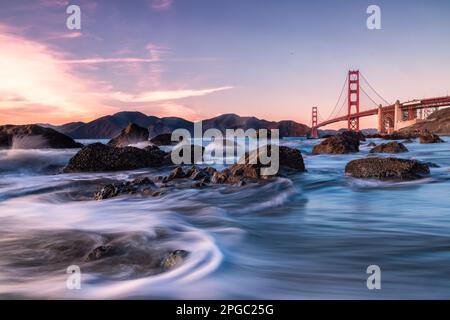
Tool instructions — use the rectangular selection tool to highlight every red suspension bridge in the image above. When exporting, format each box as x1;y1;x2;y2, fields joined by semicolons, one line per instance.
310;70;450;138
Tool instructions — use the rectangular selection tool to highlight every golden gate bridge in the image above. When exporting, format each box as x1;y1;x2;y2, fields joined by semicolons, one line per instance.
310;70;450;138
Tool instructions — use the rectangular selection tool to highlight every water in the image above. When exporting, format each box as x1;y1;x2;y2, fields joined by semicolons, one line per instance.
0;138;449;299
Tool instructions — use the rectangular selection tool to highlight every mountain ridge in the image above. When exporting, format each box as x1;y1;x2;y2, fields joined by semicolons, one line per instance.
44;112;311;139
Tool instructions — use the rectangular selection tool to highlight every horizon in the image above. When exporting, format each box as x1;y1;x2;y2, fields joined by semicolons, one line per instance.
1;0;450;129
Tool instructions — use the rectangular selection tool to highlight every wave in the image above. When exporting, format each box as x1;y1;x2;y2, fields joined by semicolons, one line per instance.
0;149;76;174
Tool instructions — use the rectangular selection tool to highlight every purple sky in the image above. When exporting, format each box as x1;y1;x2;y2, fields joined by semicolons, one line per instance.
0;0;449;128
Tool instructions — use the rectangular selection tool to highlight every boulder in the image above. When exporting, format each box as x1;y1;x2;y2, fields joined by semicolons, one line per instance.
150;133;178;146
345;157;430;180
367;142;377;147
369;142;408;153
0;124;83;149
107;123;149;147
93;177;156;200
161;250;189;270
85;245;117;262
312;131;361;154
213;145;305;184
63;143;168;173
401;138;414;144
419;132;444;144
166;166;185;181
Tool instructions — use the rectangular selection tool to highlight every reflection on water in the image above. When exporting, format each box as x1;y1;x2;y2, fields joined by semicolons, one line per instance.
0;137;449;299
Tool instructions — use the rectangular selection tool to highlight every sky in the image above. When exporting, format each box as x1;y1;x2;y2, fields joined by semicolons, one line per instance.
0;0;449;129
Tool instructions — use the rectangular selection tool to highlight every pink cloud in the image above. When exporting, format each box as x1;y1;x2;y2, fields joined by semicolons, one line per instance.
112;87;233;103
0;25;233;125
150;0;174;11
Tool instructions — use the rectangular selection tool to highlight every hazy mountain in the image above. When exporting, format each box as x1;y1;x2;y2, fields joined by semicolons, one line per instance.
51;111;310;139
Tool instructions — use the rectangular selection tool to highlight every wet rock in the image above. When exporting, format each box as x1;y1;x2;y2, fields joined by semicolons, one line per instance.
107;123;149;147
161;250;189;270
94;184;121;200
94;177;156;200
211;170;230;184
0;124;83;149
419;132;444;144
85;245;117;262
63;143;169;173
367;142;377;147
401;138;414;144
312;131;361;154
369;142;408;153
212;145;305;184
421;161;440;168
345;157;430;180
166;166;185;181
150;133;178;146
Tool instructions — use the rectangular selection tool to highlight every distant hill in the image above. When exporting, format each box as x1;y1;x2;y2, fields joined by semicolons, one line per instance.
399;107;450;135
50;112;311;139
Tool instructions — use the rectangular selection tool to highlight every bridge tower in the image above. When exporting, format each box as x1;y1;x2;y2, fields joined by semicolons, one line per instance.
311;106;318;138
347;70;360;131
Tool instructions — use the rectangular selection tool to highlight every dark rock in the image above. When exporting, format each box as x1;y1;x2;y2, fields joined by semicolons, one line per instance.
167;166;185;181
161;250;189;270
107;123;149;147
63;143;168;173
0;124;83;149
150;133;178;146
85;245;117;262
367;142;377;147
366;132;419;140
421;161;440;168
401;139;414;144
419;132;444;144
94;176;156;200
212;145;305;184
312;131;361;154
369;142;409;153
345;157;430;180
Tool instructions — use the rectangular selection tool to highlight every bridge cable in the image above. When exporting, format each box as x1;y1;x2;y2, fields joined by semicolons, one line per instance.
359;72;391;105
327;73;349;120
360;86;381;108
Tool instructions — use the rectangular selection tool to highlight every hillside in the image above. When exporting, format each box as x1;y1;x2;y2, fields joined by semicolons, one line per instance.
50;112;310;139
399;107;450;135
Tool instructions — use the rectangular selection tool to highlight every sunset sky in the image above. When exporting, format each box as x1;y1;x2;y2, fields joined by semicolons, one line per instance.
0;0;449;128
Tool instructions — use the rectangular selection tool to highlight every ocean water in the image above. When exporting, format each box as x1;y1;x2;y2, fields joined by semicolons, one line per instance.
0;137;449;299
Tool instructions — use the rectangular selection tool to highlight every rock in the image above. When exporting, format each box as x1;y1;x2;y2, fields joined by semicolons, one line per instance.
345;157;430;180
419;132;444;144
94;176;156;200
312;131;361;154
401;139;414;144
107;123;149;147
93;184;120;200
85;245;117;262
212;145;305;184
0;124;83;149
63;143;169;173
211;170;230;184
369;142;408;153
367;142;377;147
167;166;185;181
399;107;450;135
161;250;189;270
150;133;178;146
